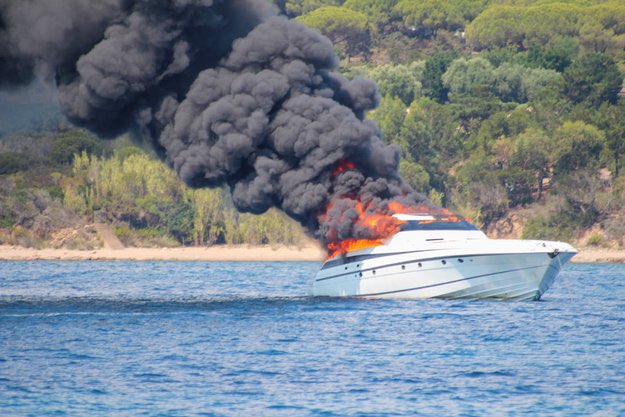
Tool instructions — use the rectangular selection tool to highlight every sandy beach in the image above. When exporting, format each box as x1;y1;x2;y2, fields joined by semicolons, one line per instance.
566;248;625;263
0;244;624;263
0;244;327;262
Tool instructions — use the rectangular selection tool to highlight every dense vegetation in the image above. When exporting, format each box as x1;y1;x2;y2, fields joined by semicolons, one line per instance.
0;131;306;248
2;0;625;248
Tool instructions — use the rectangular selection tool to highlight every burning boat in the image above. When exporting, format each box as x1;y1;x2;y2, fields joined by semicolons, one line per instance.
312;213;577;300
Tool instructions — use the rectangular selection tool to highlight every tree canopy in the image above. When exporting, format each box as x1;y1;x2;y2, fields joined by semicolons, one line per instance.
297;6;370;58
394;0;488;37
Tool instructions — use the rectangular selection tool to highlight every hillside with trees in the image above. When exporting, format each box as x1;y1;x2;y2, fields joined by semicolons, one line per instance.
0;130;307;248
2;0;625;249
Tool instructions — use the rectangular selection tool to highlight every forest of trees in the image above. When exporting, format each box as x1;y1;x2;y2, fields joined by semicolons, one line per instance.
0;131;307;248
2;0;625;248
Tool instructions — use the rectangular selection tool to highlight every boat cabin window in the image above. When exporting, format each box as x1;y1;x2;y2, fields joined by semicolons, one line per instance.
399;219;480;232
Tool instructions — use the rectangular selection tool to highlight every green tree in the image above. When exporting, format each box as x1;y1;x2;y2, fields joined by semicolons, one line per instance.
399;98;466;192
398;99;431;161
442;57;495;99
422;52;456;103
368;94;407;145
344;0;397;31
491;63;563;103
0;152;37;175
592;101;625;177
360;62;423;105
579;21;615;54
394;0;488;38
297;6;370;60
466;4;580;50
283;0;343;17
483;46;520;68
563;53;623;106
492;63;527;103
49;130;104;165
522;67;564;102
467;1;625;57
497;166;534;207
465;5;526;50
524;39;578;72
552;121;604;175
580;2;625;57
510;128;551;201
191;188;229;245
399;159;430;193
451;154;508;227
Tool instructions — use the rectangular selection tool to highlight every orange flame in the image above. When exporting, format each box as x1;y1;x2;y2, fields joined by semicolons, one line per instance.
332;159;356;177
323;199;415;259
327;238;384;258
323;160;466;259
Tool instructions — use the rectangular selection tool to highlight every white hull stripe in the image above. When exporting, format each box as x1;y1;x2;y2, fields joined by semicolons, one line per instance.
355;264;556;297
316;252;554;282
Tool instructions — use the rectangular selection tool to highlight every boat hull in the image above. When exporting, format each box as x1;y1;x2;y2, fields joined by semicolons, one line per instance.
311;247;576;301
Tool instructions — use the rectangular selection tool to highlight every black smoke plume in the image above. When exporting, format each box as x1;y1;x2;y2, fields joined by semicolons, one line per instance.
0;0;429;248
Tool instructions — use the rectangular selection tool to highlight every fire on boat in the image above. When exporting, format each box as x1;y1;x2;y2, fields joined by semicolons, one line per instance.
312;213;577;301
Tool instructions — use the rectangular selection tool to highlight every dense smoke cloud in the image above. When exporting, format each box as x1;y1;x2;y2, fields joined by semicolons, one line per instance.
0;0;125;87
0;0;428;247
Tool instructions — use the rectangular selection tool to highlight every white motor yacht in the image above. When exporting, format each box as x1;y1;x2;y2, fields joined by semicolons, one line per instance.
311;214;577;301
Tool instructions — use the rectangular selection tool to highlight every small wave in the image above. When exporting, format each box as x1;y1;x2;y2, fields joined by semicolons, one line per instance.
461;370;516;378
0;295;316;315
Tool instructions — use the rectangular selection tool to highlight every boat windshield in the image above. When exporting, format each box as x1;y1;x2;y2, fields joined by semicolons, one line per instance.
399;219;480;232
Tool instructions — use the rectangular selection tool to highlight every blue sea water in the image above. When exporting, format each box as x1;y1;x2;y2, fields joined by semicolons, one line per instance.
0;261;624;417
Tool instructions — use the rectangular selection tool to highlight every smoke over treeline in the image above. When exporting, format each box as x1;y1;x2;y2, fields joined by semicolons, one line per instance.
0;0;427;247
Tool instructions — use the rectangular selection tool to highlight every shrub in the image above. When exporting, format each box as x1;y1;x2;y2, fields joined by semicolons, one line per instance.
113;225;136;245
11;226;41;248
0;152;36;175
522;214;575;242
0;213;16;229
49;131;104;165
586;233;603;247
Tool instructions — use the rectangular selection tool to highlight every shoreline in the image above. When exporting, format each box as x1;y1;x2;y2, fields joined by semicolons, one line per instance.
0;245;624;263
567;248;625;263
0;244;327;262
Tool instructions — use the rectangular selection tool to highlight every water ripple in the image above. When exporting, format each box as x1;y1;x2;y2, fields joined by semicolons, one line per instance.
0;261;624;416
